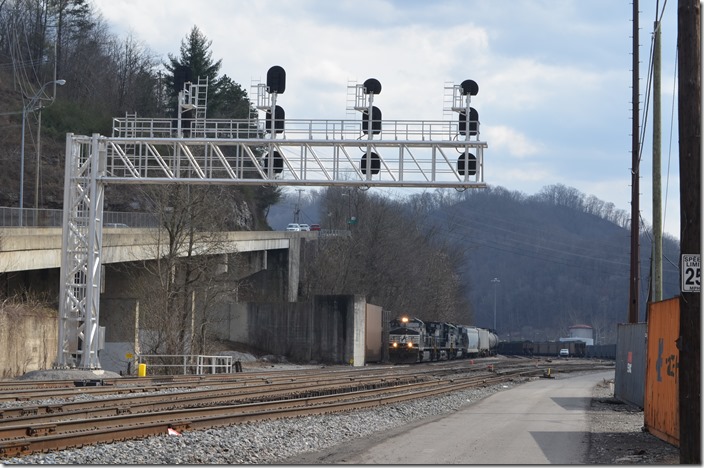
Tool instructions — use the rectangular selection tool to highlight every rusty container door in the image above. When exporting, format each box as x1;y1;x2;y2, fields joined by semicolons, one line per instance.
644;297;680;447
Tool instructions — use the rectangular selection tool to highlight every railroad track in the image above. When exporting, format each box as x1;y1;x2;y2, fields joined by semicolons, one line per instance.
0;358;613;458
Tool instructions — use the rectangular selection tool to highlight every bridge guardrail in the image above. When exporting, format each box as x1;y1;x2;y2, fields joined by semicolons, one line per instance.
0;207;160;228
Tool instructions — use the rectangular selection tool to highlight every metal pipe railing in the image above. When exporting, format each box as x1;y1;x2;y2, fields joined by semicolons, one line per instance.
135;354;234;375
0;206;160;228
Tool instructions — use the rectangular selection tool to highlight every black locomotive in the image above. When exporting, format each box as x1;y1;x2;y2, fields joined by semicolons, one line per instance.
388;316;498;364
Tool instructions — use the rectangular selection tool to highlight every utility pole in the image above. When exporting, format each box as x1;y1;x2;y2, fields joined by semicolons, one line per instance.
346;188;352;227
628;0;641;324
491;277;500;331
677;0;700;463
293;189;304;223
20;79;65;227
651;13;663;303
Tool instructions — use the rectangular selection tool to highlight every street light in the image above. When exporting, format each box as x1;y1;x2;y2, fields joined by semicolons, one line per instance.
491;277;500;331
20;79;65;226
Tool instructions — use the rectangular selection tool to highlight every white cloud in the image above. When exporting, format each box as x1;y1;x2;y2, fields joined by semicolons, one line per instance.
484;125;543;158
89;0;681;239
480;57;616;113
492;166;555;186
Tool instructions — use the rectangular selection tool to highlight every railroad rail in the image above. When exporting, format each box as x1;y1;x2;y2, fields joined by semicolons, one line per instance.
0;358;613;458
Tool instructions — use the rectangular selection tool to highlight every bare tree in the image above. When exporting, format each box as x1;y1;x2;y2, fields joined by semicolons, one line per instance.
126;185;246;366
301;188;472;324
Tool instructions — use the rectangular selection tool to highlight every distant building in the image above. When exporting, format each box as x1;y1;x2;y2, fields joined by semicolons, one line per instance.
559;324;594;346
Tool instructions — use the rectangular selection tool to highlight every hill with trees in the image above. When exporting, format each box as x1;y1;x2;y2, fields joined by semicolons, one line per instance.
0;1;280;226
269;185;680;344
1;0;680;348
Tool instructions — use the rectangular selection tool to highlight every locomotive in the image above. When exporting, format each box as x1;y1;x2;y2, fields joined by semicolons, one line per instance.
388;316;498;364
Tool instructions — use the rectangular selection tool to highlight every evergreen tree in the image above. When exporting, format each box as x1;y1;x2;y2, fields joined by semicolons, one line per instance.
210;74;252;119
163;25;222;116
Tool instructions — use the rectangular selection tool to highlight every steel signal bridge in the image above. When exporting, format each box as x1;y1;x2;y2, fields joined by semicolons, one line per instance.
57;72;488;369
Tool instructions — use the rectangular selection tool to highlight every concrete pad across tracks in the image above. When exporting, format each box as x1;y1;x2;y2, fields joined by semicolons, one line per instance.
292;370;614;464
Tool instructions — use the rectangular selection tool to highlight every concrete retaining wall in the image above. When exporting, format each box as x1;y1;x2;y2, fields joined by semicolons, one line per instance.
0;305;57;378
237;295;366;365
0;294;375;376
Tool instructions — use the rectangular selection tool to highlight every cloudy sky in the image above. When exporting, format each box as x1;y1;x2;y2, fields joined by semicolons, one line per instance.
90;0;682;237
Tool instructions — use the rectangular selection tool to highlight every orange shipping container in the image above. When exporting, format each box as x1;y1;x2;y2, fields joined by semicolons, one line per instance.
644;297;680;447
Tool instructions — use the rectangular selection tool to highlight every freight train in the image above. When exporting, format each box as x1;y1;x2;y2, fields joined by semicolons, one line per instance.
496;340;587;358
388;316;498;364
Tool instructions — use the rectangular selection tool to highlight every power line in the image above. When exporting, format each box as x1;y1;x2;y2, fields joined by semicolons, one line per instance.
663;46;678;235
412;197;679;283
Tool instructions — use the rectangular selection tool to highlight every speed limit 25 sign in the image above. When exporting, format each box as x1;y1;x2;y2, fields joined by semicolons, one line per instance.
681;254;701;293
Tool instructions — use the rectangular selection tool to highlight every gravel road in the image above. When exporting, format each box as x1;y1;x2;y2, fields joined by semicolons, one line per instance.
586;377;679;464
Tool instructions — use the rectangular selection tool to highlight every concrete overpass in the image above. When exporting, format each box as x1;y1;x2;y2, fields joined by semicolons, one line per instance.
0;227;317;302
0;226;376;375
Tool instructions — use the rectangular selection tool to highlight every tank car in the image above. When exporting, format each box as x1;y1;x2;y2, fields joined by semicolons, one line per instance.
477;328;499;356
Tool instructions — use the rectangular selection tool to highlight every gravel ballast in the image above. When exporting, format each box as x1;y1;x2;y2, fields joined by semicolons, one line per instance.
1;377;514;464
0;367;679;465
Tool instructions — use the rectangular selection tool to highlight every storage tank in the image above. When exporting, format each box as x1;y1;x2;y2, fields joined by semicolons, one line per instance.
569;324;594;341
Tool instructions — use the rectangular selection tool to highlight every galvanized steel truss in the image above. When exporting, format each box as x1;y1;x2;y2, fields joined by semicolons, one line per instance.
57;111;487;369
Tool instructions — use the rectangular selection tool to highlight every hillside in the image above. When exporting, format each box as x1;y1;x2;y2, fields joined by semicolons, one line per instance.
0;6;280;227
268;185;681;344
436;186;680;344
2;0;682;346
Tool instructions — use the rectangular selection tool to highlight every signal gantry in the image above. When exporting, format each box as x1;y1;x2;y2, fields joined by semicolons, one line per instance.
57;66;489;369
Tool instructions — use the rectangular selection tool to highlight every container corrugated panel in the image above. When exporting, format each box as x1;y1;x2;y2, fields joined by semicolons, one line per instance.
615;322;647;408
644;297;680;447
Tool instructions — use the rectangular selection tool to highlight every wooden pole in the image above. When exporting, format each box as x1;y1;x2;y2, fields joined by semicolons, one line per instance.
677;0;701;463
652;17;663;303
628;0;640;324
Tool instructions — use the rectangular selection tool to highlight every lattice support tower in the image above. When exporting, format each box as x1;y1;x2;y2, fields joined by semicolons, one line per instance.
56;134;106;369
